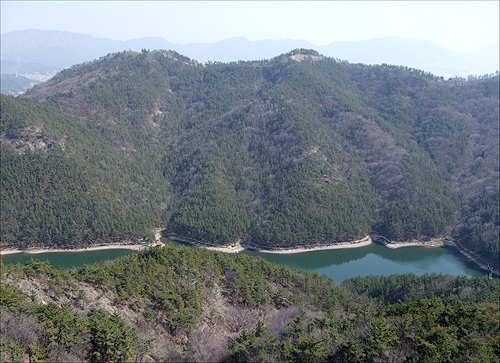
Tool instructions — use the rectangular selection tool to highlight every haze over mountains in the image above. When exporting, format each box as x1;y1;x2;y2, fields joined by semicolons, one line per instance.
1;29;498;87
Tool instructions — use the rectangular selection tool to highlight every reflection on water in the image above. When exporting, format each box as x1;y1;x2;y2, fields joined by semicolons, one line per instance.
1;241;485;283
243;243;444;269
1;249;136;269
243;244;484;282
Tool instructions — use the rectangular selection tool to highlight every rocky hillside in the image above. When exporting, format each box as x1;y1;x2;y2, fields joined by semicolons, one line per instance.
1;49;498;266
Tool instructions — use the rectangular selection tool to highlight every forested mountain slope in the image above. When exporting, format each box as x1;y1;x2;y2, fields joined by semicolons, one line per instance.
1;245;499;362
1;49;498;267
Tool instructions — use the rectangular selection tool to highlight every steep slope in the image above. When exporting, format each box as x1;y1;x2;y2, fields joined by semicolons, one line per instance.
0;95;167;249
1;49;498;266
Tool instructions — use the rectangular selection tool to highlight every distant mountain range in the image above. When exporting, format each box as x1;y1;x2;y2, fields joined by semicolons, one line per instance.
1;29;498;82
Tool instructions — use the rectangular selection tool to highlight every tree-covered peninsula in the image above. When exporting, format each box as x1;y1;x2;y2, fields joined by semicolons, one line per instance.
1;49;498;268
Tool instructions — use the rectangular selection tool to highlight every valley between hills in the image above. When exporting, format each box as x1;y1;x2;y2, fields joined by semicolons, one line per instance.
1;48;499;362
2;48;498;268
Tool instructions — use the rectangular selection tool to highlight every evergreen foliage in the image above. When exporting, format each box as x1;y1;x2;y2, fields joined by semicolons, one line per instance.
1;48;498;267
1;245;498;362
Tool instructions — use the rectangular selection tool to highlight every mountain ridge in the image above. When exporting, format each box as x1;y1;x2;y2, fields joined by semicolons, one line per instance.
1;48;498;268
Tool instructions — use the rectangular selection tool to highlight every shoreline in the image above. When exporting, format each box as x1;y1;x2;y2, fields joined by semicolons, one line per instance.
384;243;437;249
453;242;499;278
245;236;373;254
0;235;451;256
166;236;245;254
1;235;374;257
167;235;373;254
375;236;499;277
373;235;452;250
2;233;498;277
1;228;166;257
0;243;148;256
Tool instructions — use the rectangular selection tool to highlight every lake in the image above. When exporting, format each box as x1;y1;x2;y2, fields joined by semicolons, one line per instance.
1;249;136;270
243;244;484;282
1;241;485;282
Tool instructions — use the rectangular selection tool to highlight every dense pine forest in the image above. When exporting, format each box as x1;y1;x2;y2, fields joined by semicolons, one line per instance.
1;48;499;269
1;245;499;362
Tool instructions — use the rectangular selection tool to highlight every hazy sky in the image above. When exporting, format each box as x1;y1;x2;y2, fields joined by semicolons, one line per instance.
1;1;498;52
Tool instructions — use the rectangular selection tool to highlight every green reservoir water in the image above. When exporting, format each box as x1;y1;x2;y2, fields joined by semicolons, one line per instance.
1;249;136;269
1;242;485;283
243;244;484;282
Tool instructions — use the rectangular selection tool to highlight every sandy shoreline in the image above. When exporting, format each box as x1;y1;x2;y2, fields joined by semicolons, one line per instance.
0;243;148;256
375;236;447;250
2;233;497;277
384;241;442;249
246;236;373;254
0;235;426;256
1;228;166;257
167;235;373;254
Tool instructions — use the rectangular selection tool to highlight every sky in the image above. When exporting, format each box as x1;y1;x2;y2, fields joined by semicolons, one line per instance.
1;1;499;53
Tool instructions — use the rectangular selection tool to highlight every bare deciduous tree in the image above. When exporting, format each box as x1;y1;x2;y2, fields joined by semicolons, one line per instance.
264;306;300;336
221;306;260;333
186;327;228;362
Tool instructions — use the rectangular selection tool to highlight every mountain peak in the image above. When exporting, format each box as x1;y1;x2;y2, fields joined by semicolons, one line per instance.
287;48;323;61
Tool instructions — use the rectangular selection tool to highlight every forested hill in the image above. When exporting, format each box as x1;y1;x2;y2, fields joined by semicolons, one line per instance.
1;49;498;267
1;246;499;362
